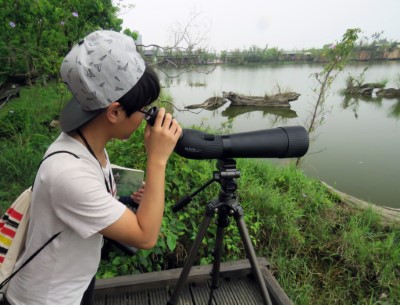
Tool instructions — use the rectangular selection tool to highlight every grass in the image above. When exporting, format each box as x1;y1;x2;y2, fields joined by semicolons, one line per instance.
1;82;399;304
234;159;400;304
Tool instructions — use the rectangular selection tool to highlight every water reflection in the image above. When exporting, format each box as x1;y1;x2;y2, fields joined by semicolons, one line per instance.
388;99;400;119
221;105;297;119
340;94;383;119
340;94;400;119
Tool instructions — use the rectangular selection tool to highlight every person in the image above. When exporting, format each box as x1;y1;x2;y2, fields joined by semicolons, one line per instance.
5;30;182;305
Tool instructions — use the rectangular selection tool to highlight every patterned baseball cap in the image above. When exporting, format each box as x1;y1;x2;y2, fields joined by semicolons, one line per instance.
59;30;146;132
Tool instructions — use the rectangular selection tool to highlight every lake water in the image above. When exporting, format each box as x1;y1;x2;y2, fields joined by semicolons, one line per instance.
158;62;400;208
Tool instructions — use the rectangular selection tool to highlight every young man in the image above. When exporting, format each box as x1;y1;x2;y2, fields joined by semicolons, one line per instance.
6;30;181;304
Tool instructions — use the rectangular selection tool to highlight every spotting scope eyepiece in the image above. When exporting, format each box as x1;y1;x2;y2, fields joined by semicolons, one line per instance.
142;106;309;160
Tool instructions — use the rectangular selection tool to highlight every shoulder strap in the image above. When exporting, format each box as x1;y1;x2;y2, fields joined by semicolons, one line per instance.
0;232;61;289
0;151;80;290
31;150;80;190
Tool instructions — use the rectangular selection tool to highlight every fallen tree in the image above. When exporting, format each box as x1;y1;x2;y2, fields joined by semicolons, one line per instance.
222;91;300;107
185;91;301;109
343;83;385;96
376;88;400;98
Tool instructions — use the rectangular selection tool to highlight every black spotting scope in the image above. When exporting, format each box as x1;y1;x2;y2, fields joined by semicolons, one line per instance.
174;127;309;159
143;107;309;160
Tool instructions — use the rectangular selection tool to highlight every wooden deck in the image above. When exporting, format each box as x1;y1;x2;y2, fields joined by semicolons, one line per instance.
95;257;293;305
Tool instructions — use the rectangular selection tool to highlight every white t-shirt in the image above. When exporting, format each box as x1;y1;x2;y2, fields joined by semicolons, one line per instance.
6;133;126;305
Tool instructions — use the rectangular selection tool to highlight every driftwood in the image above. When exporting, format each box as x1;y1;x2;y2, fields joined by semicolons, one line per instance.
376;88;400;98
222;91;300;107
185;91;301;110
344;83;385;97
323;182;400;226
185;96;227;110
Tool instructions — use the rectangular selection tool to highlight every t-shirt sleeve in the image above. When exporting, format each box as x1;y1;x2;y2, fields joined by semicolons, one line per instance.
49;160;126;239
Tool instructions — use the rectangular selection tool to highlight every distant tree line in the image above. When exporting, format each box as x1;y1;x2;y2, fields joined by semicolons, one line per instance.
160;38;399;66
143;29;399;66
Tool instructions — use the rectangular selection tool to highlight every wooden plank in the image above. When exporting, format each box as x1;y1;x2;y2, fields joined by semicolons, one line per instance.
94;257;294;305
175;284;193;305
94;293;106;305
95;273;292;305
260;266;293;305
149;287;170;305
189;282;212;305
95;257;269;293
227;277;263;305
107;292;120;305
212;279;240;305
125;291;148;305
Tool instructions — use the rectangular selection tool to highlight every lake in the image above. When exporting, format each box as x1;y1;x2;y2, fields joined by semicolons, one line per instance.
158;61;400;208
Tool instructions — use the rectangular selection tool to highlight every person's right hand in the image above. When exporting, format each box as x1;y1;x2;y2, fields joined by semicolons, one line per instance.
101;109;181;249
143;107;182;165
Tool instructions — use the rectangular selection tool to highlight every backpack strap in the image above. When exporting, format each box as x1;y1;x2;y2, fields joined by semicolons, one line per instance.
0;151;80;290
0;232;61;289
31;150;80;190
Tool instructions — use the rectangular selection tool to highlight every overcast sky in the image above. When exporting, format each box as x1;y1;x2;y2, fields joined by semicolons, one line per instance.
120;0;400;52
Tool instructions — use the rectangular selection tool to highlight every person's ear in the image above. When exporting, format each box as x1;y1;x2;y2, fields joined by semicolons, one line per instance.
106;102;123;124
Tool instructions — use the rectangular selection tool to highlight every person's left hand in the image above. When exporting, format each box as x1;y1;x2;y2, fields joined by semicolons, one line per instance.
131;182;145;204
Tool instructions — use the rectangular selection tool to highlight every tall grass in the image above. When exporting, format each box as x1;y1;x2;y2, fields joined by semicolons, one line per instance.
0;83;67;209
237;159;399;304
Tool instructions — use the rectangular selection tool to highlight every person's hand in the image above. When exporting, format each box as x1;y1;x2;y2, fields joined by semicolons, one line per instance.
144;108;182;165
131;182;145;204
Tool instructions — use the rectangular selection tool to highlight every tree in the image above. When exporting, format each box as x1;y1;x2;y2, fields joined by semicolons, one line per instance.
296;28;361;166
0;0;123;84
123;28;139;41
138;10;216;78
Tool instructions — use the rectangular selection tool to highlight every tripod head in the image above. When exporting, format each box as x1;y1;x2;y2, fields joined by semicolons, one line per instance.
214;159;239;199
172;158;240;213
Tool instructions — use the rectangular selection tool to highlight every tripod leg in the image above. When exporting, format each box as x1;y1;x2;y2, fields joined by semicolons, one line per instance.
236;216;273;305
207;217;227;305
167;213;213;305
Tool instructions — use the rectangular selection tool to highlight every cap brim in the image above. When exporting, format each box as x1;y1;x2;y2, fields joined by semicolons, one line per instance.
60;98;105;133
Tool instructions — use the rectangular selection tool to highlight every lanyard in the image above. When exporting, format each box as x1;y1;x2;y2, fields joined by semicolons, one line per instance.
76;130;113;194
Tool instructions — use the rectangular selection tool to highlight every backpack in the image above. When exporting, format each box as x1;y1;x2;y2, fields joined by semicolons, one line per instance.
0;150;79;298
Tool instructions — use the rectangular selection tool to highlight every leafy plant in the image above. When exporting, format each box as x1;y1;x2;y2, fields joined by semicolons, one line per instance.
345;67;368;89
296;28;360;166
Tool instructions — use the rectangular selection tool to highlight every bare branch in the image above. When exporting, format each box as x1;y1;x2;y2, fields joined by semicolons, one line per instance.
157;99;205;115
153;64;216;79
167;10;211;50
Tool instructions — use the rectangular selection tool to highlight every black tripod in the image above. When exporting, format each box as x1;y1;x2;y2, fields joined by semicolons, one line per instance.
167;159;272;305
